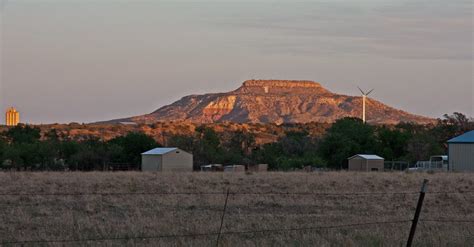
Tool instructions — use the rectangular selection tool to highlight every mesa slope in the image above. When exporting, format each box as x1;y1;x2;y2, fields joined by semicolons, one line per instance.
110;80;433;125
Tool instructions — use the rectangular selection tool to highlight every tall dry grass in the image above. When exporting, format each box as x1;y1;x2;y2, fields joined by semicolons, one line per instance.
0;172;473;246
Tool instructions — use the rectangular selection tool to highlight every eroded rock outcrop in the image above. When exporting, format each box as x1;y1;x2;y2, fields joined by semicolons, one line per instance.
113;80;434;125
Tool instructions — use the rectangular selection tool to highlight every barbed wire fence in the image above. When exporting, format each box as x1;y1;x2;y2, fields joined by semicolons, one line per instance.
0;182;473;246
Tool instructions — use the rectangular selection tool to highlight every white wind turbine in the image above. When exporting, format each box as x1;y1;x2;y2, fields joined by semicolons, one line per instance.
357;87;374;123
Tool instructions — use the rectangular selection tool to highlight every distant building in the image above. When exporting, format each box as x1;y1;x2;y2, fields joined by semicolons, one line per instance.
447;131;474;172
141;148;193;172
224;165;246;172
348;154;384;172
5;107;20;126
248;164;268;172
200;164;224;172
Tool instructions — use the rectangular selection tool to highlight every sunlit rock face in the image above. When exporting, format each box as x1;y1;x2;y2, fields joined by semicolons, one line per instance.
234;80;330;95
116;80;435;125
202;96;237;121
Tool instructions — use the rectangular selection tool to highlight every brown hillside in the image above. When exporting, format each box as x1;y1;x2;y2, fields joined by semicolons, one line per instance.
110;80;434;125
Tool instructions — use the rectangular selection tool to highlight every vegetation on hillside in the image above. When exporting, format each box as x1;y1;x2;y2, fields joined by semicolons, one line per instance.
0;113;472;171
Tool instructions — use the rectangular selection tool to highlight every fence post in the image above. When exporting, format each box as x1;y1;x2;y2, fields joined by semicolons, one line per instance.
216;188;230;247
406;179;428;247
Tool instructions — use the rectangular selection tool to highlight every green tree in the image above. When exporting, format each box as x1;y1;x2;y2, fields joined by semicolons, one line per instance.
319;118;377;169
195;127;224;166
168;135;195;154
253;131;325;170
2;145;23;170
69;138;110;171
3;143;44;170
376;126;412;161
59;140;81;167
4;124;41;144
432;112;474;146
0;138;6;163
222;131;256;165
405;133;444;163
108;132;159;166
45;129;60;142
253;142;284;169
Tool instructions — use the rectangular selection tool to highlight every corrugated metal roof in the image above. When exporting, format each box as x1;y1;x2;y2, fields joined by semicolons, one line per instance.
448;130;474;143
349;154;384;160
142;148;178;155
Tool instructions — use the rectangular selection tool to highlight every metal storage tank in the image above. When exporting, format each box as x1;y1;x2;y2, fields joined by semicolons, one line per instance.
141;148;193;172
348;154;384;172
5;107;20;126
448;130;474;172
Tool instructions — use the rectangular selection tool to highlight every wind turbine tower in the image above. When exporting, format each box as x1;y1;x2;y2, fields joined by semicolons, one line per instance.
358;87;374;123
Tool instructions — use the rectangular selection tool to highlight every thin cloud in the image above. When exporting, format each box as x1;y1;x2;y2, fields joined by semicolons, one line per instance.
215;1;472;60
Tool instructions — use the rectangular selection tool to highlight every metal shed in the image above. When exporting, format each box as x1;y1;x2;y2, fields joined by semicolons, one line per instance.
141;148;193;172
348;154;384;172
224;165;246;172
448;131;474;172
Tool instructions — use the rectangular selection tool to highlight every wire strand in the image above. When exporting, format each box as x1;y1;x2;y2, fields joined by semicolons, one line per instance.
0;191;471;197
0;220;411;245
420;219;474;223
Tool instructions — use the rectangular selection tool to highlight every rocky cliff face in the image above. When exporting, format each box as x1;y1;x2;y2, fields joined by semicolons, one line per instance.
116;80;434;125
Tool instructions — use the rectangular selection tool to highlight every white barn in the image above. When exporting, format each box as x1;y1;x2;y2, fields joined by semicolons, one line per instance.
448;130;474;172
141;148;193;172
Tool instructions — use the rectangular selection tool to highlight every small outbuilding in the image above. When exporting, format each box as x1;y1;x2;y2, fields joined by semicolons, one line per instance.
141;148;193;172
200;164;224;172
224;165;246;172
448;130;474;172
348;154;384;172
248;164;268;172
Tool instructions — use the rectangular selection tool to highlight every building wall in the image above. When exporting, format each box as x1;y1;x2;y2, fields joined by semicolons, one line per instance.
162;150;193;172
348;158;384;171
449;143;474;172
224;165;246;172
141;155;162;172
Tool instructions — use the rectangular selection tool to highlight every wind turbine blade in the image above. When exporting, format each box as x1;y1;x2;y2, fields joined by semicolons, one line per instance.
357;86;364;95
366;89;374;96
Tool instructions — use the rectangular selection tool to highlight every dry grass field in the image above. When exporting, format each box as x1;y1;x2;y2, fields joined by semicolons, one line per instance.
0;172;473;247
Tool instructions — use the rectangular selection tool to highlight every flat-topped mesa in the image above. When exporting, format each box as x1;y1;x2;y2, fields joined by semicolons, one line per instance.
243;80;321;88
235;80;331;95
104;78;436;125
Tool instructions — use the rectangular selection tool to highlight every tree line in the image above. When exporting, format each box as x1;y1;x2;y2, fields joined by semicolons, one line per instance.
0;113;472;171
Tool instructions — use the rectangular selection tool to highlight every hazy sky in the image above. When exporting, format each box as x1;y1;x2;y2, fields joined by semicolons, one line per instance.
1;0;473;124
